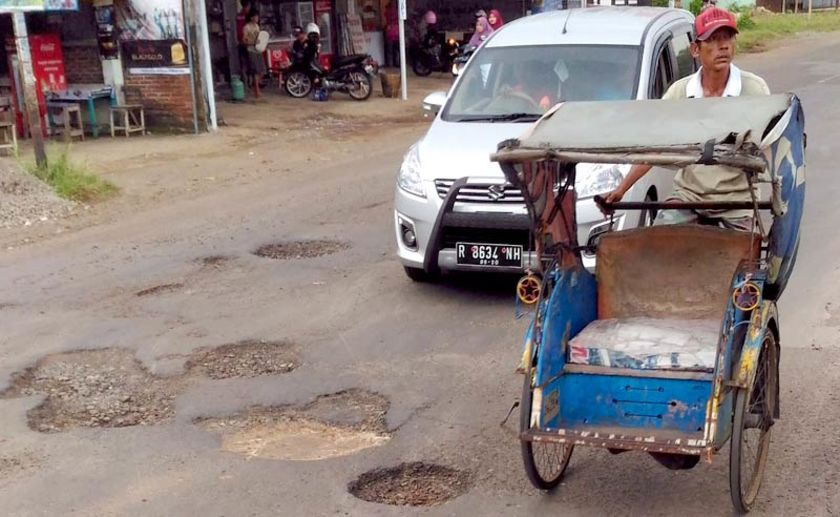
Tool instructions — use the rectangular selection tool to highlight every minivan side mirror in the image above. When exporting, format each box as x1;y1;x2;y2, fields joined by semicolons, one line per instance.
422;91;447;117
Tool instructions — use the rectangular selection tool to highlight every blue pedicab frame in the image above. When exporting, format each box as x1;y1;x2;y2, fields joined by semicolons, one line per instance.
491;94;805;513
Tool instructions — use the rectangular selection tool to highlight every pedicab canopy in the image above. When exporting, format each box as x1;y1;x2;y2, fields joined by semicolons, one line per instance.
491;93;805;298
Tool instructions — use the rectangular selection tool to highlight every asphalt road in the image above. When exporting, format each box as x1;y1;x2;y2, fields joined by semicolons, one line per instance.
1;34;839;517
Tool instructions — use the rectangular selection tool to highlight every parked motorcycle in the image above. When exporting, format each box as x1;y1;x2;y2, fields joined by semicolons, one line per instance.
411;37;459;77
284;55;376;101
450;44;476;76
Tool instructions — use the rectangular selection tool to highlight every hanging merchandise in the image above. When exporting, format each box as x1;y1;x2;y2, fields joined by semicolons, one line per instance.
95;4;119;59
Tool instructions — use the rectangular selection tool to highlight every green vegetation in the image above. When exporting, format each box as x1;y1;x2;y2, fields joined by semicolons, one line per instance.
738;12;840;52
25;149;117;203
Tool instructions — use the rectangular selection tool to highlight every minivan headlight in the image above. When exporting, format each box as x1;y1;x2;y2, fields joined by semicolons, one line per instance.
576;163;629;199
398;144;425;198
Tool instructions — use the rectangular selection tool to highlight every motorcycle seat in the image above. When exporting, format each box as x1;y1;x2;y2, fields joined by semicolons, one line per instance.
333;55;367;68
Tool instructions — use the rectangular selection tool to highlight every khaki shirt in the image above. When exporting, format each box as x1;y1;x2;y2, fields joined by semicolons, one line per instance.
662;65;770;218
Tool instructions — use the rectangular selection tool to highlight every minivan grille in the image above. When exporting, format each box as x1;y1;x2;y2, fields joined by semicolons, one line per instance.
434;179;525;204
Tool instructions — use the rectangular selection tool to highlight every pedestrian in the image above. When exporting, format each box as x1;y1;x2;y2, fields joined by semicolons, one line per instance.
242;9;265;98
604;7;770;232
291;25;307;66
488;9;504;30
236;0;251;78
384;0;400;68
469;15;494;47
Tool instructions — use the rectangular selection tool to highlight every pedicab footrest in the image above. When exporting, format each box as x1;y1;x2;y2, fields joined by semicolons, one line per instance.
524;427;708;456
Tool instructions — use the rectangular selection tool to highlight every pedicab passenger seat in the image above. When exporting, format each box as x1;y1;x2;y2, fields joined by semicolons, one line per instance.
569;225;761;372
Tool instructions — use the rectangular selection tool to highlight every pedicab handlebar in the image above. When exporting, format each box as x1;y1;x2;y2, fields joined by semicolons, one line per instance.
593;195;773;212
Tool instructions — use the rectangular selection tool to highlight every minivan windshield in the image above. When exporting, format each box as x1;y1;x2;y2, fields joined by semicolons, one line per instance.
443;45;641;122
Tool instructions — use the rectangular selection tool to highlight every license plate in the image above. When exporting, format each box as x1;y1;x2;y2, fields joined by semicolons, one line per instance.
456;242;522;267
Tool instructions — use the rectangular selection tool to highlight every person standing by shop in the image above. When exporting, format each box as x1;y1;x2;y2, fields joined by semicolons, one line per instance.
383;0;400;69
236;0;252;78
242;10;265;98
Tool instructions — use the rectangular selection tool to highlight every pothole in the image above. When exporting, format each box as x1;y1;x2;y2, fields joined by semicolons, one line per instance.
184;340;299;379
198;255;232;268
252;240;349;260
0;348;180;433
195;389;390;461
348;462;471;507
135;283;184;297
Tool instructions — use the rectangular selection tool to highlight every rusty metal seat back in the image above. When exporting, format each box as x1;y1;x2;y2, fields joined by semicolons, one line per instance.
596;225;760;320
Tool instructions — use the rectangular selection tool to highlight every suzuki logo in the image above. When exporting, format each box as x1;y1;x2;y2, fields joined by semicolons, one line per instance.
487;184;505;201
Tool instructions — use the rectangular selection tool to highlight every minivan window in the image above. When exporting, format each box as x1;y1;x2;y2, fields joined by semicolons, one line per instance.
443;45;641;122
671;32;695;78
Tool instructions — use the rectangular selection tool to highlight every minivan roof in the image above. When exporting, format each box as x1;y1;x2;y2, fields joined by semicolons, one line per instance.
486;7;692;48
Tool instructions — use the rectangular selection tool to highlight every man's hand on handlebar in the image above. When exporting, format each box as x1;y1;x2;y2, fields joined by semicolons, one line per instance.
598;163;653;216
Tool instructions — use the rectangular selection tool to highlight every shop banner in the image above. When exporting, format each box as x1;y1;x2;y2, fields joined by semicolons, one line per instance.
117;0;188;74
44;0;78;10
0;0;44;12
122;39;188;69
117;0;184;41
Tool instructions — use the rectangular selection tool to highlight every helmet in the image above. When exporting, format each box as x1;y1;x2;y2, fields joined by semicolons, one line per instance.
305;22;320;37
423;10;436;25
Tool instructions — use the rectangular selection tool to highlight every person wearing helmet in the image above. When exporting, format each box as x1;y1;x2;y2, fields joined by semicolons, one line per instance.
303;22;322;73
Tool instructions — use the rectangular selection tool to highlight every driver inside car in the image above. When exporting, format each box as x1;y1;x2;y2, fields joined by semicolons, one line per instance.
495;60;556;111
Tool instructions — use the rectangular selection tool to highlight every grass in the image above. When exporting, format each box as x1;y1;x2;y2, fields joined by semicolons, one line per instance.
737;11;840;52
24;149;117;203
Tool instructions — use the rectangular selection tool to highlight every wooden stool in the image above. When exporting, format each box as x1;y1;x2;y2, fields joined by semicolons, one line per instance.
53;104;84;142
0;121;16;155
109;104;145;137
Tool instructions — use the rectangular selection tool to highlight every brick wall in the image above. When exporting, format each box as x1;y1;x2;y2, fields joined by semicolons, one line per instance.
62;43;104;84
124;73;194;128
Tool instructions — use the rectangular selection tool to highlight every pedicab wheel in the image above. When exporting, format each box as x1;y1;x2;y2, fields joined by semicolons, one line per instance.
347;71;372;101
285;71;312;98
520;370;574;490
730;332;777;513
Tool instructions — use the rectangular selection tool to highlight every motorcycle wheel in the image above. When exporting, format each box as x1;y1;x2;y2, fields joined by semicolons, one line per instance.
412;60;432;77
285;71;312;98
347;71;372;101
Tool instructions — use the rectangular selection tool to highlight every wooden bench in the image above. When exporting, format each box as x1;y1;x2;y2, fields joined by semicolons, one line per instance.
109;104;145;138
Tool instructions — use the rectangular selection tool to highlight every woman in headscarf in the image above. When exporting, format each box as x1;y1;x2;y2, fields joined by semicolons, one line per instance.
488;9;504;30
469;15;494;47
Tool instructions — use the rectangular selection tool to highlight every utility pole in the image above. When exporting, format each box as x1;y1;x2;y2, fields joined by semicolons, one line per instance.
11;12;46;168
398;0;407;101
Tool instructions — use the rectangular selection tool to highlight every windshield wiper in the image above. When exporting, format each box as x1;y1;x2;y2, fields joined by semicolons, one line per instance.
451;113;542;123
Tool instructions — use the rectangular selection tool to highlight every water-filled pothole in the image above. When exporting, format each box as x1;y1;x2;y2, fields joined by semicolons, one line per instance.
0;348;180;433
135;283;184;297
348;462;471;507
253;240;349;260
184;340;299;379
195;389;390;460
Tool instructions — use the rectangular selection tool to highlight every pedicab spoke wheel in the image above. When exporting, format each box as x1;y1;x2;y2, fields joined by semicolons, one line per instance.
520;370;573;490
730;332;777;513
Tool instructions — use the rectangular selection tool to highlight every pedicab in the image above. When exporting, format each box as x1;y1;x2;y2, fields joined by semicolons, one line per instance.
491;93;805;513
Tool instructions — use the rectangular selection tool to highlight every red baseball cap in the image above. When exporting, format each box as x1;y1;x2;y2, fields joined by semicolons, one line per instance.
695;7;739;41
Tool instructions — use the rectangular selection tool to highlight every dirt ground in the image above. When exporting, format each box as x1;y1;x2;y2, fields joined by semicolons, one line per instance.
0;73;452;250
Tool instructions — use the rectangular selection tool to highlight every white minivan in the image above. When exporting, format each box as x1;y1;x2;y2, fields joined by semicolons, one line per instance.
394;7;698;281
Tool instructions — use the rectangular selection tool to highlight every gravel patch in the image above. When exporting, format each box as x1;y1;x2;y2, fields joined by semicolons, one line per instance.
0;450;42;483
253;239;349;260
348;462;472;507
0;158;75;229
195;389;390;461
184;340;299;379
0;348;180;433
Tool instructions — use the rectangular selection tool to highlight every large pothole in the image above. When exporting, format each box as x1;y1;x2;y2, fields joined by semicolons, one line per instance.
252;240;349;260
0;348;180;433
195;389;390;461
348;462;472;507
184;340;299;379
